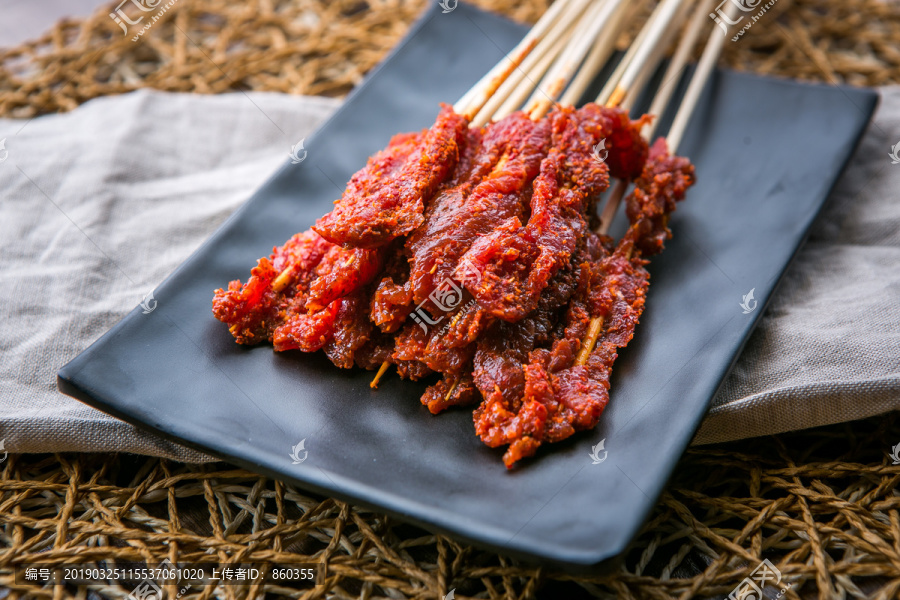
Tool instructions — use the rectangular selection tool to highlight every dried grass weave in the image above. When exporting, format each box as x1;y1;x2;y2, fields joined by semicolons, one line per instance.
2;415;900;599
1;0;899;118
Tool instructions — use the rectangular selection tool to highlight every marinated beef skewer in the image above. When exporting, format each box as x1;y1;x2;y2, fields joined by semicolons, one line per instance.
213;230;332;346
370;1;646;390
405;2;678;405
459;0;707;466
211;131;427;351
312;0;585;250
389;112;554;402
579;0;730;362
313;105;469;249
212;0;708;469
459;105;646;323
474;140;693;468
407;112;551;312
596;0;708;233
213;2;585;384
384;9;672;400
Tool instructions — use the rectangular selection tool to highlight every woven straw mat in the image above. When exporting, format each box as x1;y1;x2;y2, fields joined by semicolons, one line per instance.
2;1;900;599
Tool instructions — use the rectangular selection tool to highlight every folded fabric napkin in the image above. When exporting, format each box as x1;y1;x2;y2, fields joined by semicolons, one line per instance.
1;88;897;461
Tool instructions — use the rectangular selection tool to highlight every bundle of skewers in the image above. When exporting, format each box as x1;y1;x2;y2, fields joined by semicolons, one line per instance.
213;0;733;468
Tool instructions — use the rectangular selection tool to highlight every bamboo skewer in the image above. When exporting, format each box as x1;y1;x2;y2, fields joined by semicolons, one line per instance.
575;316;605;365
473;0;591;127
454;0;579;117
457;37;542;121
600;0;686;109
272;265;296;291
596;0;703;236
597;181;628;236
558;0;647;107
666;2;736;153
594;0;706;238
370;361;391;389
525;0;628;119
490;30;572;124
620;0;697;112
445;379;460;402
578;2;731;366
645;0;714;139
595;2;656;106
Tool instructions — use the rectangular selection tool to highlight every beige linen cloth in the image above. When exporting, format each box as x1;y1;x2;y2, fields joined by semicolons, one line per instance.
1;88;898;462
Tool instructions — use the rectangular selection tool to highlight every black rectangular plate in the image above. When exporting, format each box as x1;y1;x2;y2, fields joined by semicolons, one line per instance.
58;3;877;570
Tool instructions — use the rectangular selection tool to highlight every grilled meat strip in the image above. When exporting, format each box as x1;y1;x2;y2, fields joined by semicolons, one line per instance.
314;105;470;249
473;138;694;467
461;105;648;323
